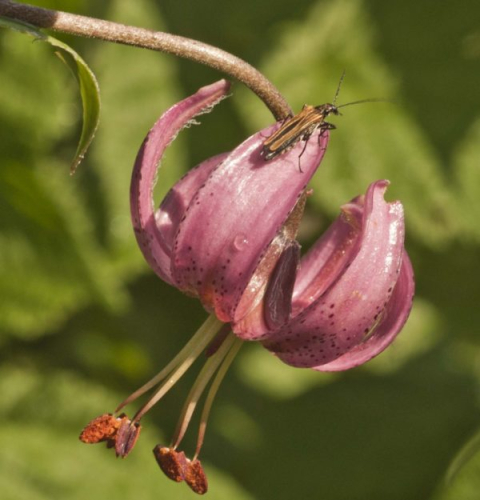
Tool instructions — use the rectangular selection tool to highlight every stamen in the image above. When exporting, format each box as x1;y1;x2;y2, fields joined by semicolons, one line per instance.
79;413;121;444
116;315;223;413
185;459;208;495
132;315;223;423
153;446;188;482
115;418;141;458
171;331;238;450
194;337;243;459
115;314;224;421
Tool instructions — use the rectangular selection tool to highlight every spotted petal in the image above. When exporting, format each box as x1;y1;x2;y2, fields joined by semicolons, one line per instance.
313;252;414;371
171;122;329;322
130;80;231;285
263;180;410;368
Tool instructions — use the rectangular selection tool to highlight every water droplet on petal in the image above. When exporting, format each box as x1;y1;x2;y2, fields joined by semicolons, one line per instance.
233;234;249;251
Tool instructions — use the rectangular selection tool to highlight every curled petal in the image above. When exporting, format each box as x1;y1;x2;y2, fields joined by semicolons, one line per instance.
130;80;231;284
155;153;229;260
313;251;414;371
291;199;364;314
233;192;309;340
264;180;406;368
171;125;330;322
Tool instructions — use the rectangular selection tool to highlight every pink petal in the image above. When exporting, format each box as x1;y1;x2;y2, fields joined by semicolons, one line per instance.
291;200;364;315
231;230;300;341
171;126;330;322
313;251;414;371
155;153;229;259
130;80;231;284
263;180;406;368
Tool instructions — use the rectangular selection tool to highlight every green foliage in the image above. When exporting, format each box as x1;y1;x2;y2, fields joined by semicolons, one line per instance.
434;429;480;500
90;0;186;263
453;118;480;243
0;16;100;174
0;365;253;500
239;0;463;248
1;0;480;499
0;0;183;340
0;16;116;340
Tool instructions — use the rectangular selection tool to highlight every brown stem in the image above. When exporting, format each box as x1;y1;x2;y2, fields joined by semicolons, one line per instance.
0;0;292;120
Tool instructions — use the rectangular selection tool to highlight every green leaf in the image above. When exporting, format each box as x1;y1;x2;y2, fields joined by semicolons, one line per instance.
0;0;183;341
0;16;100;173
90;0;186;268
434;429;480;500
446;430;480;484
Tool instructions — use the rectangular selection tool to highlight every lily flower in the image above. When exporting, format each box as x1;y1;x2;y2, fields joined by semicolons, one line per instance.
80;80;414;494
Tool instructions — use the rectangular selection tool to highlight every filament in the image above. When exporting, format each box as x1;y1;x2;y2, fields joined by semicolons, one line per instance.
171;331;237;450
194;337;243;459
115;314;224;419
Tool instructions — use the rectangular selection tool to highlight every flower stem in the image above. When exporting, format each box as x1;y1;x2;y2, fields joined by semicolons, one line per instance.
194;337;243;460
0;0;292;120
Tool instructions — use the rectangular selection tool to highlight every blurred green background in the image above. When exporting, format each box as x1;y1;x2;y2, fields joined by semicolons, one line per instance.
1;0;480;499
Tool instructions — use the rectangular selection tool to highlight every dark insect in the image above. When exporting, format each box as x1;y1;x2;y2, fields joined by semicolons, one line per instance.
261;102;339;161
262;72;387;164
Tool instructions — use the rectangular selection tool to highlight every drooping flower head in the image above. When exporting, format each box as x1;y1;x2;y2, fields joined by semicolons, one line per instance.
80;80;414;494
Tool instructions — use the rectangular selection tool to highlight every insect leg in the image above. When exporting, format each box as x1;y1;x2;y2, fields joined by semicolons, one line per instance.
321;122;336;130
297;130;315;173
316;122;336;148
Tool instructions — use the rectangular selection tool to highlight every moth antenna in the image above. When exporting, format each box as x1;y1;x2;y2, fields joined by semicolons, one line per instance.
332;70;346;106
337;98;395;109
